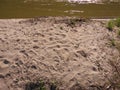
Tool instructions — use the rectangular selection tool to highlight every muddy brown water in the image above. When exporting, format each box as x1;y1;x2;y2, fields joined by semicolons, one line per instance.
0;0;120;18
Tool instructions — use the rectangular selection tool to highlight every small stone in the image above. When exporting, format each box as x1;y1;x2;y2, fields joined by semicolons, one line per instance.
92;67;97;71
3;59;10;64
31;65;37;69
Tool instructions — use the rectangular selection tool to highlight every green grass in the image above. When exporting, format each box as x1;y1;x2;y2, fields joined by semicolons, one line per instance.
106;18;120;89
115;18;120;27
110;39;116;46
107;18;120;31
25;80;46;90
107;20;115;31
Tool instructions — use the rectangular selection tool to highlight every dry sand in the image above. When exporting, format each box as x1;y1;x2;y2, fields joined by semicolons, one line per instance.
0;17;119;90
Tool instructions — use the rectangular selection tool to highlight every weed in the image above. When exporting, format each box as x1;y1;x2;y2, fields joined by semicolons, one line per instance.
50;81;57;90
39;80;46;90
25;80;58;90
110;39;116;46
107;20;114;31
25;80;46;90
115;18;120;27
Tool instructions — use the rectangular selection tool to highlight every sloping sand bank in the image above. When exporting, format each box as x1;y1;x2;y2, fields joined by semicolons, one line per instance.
0;17;119;90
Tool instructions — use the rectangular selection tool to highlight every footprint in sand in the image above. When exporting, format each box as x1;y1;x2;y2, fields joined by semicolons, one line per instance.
0;59;10;75
76;50;87;58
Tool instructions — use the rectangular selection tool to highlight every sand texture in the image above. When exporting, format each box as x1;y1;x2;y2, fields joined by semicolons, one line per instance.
0;17;119;90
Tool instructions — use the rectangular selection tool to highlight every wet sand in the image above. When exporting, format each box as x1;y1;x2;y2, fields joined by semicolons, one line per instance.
0;17;119;90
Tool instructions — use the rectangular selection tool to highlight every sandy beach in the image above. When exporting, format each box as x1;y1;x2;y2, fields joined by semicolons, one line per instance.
0;17;120;90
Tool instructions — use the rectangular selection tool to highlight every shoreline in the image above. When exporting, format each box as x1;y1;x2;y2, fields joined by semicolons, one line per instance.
0;15;118;20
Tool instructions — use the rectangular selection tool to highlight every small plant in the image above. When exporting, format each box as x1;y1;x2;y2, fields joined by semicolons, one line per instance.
115;18;120;27
25;80;46;90
50;82;57;90
107;20;114;31
25;80;59;90
39;80;46;90
110;39;116;46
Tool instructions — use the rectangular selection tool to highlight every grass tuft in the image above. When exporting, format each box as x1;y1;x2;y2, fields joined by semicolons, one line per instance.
50;81;57;90
115;18;120;27
25;79;58;90
107;20;114;31
25;80;46;90
110;39;116;46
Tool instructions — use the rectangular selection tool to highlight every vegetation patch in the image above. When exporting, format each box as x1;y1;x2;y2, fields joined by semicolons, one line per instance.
109;39;116;47
25;80;46;90
107;20;115;31
25;80;58;90
106;18;120;90
115;18;120;27
107;18;120;31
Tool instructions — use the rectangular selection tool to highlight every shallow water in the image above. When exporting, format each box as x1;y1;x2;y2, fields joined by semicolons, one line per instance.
0;0;120;18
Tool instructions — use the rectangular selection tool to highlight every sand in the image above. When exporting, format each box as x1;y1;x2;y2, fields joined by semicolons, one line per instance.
0;17;119;90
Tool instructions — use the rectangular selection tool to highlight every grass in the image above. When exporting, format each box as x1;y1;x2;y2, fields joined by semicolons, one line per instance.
25;80;58;90
110;39;116;46
115;18;120;27
109;37;120;52
107;18;120;31
107;20;115;31
25;80;46;90
50;81;57;90
106;18;120;89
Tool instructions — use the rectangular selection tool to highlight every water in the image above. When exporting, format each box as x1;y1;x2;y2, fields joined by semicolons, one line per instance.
0;0;120;18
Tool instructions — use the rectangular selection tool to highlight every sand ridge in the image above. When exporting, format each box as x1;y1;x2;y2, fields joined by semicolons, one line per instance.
0;17;119;90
